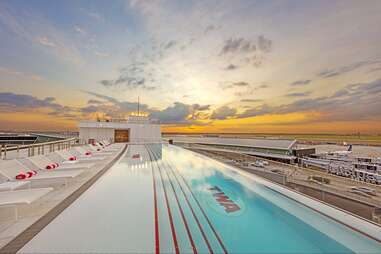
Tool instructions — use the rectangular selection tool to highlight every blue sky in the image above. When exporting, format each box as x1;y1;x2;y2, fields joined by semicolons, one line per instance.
1;0;381;132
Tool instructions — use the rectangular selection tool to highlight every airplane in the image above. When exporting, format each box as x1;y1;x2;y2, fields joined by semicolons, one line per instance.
327;144;352;156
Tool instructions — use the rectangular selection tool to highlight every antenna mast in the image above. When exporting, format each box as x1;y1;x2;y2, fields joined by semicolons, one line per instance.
138;96;140;116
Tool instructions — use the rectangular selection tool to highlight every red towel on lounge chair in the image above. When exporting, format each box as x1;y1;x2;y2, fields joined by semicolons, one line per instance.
15;172;27;180
46;163;59;170
26;170;37;178
69;156;77;161
85;151;92;156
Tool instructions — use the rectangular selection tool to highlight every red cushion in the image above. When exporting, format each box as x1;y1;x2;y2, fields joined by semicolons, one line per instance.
46;164;54;169
69;156;77;161
85;151;92;156
15;172;27;180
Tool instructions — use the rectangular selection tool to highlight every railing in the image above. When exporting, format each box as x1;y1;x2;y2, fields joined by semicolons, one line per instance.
0;137;78;160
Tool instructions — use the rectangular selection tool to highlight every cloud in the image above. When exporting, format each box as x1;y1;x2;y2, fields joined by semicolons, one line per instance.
99;66;156;90
0;4;83;65
222;81;250;89
210;106;237;120
0;92;74;119
237;78;381;122
204;25;219;35
36;36;56;47
94;51;110;57
74;25;86;35
220;38;256;55
220;36;271;55
0;67;43;80
87;99;103;105
257;84;268;89
84;91;150;112
85;11;103;22
240;99;262;102
286;91;311;97
368;67;381;73
224;63;238;70
150;102;191;123
289;79;311;86
318;60;380;78
163;40;176;49
149;102;209;124
233;81;249;87
0;93;61;110
192;104;210;111
219;35;272;68
257;35;272;53
84;91;209;124
237;104;272;118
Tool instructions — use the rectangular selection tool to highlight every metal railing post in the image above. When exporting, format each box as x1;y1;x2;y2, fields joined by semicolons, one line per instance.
4;144;7;159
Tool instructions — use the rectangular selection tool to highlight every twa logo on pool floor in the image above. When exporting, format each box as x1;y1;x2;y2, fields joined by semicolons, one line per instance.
203;186;246;216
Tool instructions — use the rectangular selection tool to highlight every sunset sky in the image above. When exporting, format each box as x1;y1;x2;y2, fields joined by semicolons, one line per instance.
1;0;381;133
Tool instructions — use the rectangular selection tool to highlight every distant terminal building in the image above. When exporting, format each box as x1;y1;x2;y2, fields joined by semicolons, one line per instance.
79;113;161;144
0;133;65;146
0;134;37;146
165;136;315;163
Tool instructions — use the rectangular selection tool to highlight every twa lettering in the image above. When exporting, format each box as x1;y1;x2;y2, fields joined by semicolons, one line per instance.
209;186;240;213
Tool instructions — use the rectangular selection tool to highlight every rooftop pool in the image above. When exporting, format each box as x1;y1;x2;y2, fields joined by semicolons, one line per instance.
20;144;381;253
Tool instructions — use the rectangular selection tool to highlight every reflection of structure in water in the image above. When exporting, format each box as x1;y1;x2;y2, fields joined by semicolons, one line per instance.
128;144;163;170
148;144;162;160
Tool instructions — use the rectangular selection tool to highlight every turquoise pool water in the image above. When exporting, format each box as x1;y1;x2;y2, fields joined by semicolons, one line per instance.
20;144;381;253
148;144;380;254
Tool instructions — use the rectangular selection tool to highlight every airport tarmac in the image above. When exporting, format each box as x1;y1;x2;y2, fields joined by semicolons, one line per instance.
299;144;381;158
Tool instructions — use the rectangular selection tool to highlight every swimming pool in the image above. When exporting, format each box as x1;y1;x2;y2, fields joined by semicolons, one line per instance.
20;144;381;253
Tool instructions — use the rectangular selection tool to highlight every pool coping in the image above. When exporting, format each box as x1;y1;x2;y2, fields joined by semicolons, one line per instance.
0;144;128;254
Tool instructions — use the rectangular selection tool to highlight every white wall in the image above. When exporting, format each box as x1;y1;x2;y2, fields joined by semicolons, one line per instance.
79;122;161;144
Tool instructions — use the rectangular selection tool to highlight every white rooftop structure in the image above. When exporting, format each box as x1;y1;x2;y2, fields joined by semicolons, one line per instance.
79;114;161;144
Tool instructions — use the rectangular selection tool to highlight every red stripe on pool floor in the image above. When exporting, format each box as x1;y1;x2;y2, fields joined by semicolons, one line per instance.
162;162;198;254
164;160;214;254
151;158;160;254
155;154;180;254
174;167;229;254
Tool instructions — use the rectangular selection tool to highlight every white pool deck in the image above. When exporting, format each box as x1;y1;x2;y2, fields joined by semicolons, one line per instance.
20;145;156;253
16;144;381;253
0;143;127;251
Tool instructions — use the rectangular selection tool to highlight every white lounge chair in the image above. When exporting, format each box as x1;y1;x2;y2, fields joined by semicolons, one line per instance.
55;150;106;162
0;181;31;192
98;142;121;151
47;151;99;167
76;146;114;156
87;145;116;154
0;188;52;220
26;155;94;170
0;160;83;186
